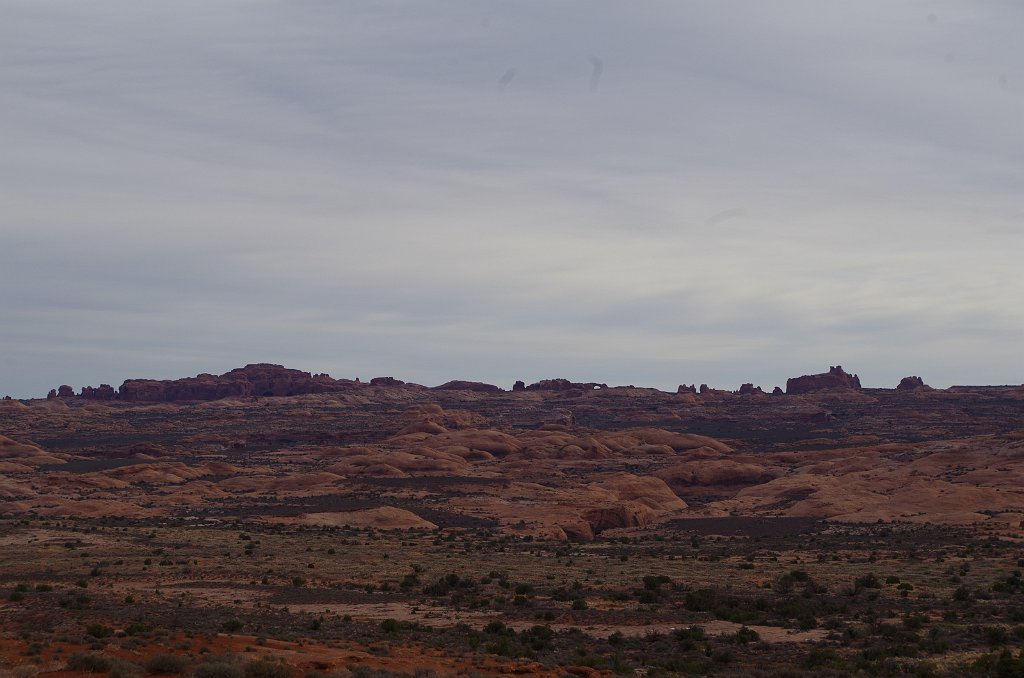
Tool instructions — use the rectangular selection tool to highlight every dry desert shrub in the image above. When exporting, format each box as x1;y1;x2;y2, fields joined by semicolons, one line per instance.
193;663;244;678
144;654;190;675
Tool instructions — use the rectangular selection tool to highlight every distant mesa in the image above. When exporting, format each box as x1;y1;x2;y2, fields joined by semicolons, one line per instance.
521;378;608;392
58;364;362;403
786;365;862;395
897;376;929;390
43;362;930;403
432;380;503;393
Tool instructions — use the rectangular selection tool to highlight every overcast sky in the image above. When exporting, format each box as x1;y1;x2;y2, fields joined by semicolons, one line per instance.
2;1;1023;397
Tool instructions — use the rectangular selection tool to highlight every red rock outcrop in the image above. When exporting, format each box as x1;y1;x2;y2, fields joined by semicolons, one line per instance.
115;364;358;402
786;366;862;394
370;376;405;386
81;384;117;400
524;378;608;391
897;376;929;390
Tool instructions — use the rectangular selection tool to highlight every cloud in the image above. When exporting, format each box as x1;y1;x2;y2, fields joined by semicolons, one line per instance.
2;1;1023;396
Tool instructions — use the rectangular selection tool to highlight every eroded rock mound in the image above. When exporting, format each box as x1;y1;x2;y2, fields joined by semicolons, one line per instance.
897;376;929;390
786;366;862;394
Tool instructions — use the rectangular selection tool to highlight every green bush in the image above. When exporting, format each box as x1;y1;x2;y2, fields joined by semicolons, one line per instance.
87;623;114;638
222;618;244;633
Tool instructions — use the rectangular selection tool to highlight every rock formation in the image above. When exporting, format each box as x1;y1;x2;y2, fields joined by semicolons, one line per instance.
80;384;116;400
897;376;929;390
524;378;608;391
786;365;862;394
432;380;503;392
90;364;361;402
370;376;405;387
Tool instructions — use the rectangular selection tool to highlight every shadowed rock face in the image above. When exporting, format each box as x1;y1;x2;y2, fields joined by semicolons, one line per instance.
786;366;861;394
114;364;358;402
432;380;503;392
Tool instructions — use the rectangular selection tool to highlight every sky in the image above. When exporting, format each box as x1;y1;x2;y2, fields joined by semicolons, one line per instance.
2;1;1023;398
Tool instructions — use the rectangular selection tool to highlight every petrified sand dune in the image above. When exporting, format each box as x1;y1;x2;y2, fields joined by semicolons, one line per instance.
392;429;522;457
30;498;163;518
217;472;344;493
284;507;437;530
167;480;231;499
43;473;130;491
491;474;689;541
104;462;208;485
601;428;733;454
0;477;35;498
326;449;469;476
592;473;687;511
656;459;779;488
703;433;1024;524
515;430;614;460
0;435;63;464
